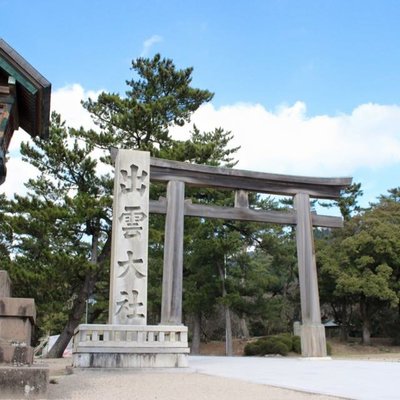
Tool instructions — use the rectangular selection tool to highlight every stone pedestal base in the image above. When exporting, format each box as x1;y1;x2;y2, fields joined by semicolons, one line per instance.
73;324;190;368
0;365;49;398
300;323;327;357
74;352;188;368
0;297;36;345
0;343;34;365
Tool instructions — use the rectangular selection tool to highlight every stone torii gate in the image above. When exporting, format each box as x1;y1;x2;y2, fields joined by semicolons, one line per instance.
73;150;351;368
149;157;351;357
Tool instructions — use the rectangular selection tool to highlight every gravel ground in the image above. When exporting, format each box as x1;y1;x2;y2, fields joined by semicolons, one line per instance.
34;358;343;400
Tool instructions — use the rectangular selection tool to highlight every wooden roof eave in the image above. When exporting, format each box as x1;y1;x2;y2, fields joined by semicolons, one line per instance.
0;39;51;139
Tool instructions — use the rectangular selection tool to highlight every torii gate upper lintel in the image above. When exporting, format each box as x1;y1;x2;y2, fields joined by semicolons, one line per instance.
149;156;352;358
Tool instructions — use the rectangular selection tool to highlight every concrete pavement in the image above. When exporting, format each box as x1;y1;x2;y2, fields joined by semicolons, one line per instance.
189;356;400;400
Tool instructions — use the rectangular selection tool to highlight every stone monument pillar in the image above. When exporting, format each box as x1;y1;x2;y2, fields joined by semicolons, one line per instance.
161;180;185;325
73;150;189;368
294;193;327;357
109;150;149;326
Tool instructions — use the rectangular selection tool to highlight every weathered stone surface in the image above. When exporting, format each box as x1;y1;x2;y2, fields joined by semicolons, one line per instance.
0;270;39;400
109;150;150;325
74;352;188;368
0;317;33;343
73;323;189;368
0;271;11;297
0;297;36;322
0;344;34;365
0;296;36;366
0;365;48;398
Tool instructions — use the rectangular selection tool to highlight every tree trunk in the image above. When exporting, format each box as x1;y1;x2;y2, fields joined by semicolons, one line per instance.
340;325;349;342
225;305;233;356
339;303;349;342
190;313;201;354
46;233;110;358
217;262;233;356
46;270;96;358
239;316;249;339
360;300;371;346
362;318;371;346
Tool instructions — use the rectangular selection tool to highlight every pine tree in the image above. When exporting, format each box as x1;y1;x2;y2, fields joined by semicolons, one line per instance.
5;54;238;357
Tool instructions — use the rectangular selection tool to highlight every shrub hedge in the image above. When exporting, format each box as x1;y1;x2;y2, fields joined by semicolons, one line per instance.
244;334;332;356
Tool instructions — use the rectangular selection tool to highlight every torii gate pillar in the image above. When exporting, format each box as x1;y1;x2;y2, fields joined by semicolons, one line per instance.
294;193;327;357
161;180;185;325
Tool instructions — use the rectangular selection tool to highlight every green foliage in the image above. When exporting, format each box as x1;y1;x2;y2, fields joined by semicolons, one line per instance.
82;53;213;155
159;125;239;167
244;334;331;356
7;50;400;354
319;201;400;306
377;187;400;205
259;338;289;356
241;225;299;336
243;341;263;356
273;332;293;349
1;113;112;344
317;195;400;342
244;334;296;356
336;182;364;220
2;53;242;352
320;182;364;220
292;335;301;353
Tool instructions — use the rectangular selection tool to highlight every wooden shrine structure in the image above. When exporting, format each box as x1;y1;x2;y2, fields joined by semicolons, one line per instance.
0;38;51;184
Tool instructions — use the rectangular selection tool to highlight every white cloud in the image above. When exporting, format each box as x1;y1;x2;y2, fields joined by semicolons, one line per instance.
1;155;38;197
2;129;37;197
51;83;102;130
140;35;163;57
4;83;400;200
171;102;400;177
7;128;30;153
51;84;112;177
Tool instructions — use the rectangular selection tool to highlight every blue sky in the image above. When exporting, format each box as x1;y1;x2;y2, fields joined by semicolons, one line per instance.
2;0;400;208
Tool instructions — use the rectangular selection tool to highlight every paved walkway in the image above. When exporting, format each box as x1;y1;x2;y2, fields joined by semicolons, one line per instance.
189;356;400;400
